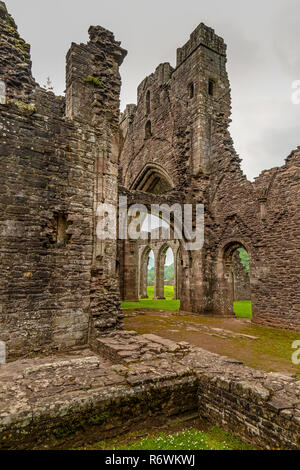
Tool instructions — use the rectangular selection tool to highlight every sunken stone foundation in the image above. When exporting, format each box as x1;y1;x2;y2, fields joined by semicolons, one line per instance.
0;332;300;450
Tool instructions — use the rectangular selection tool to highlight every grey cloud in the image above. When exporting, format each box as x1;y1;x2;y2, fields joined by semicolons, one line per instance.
4;0;300;181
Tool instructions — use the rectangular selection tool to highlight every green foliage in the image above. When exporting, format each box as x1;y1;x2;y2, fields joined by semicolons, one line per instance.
164;263;174;281
147;264;174;283
14;39;30;55
147;266;154;283
83;76;102;87
10;100;36;115
120;428;255;451
238;248;250;273
147;286;174;300
123;289;253;317
234;301;252;319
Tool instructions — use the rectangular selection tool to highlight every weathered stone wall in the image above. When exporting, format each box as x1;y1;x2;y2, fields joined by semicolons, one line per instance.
117;187;187;302
0;4;126;358
1;331;300;450
0;1;299;361
119;22;300;330
187;348;300;451
207;115;300;330
0;1;36;102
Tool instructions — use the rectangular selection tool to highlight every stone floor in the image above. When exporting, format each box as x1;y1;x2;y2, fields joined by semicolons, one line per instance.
1;330;300;450
125;310;300;374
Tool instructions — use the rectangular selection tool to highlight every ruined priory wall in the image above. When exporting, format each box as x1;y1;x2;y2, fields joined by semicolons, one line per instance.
119;24;232;312
119;62;185;192
208;114;300;330
0;91;93;358
0;4;125;358
119;24;230;194
1;334;300;450
120;21;299;330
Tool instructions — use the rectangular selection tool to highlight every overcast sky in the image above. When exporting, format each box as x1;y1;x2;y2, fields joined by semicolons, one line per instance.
5;0;300;180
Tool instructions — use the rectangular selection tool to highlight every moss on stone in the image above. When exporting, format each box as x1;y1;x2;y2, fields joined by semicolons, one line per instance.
83;76;102;87
9;100;36;115
14;39;30;57
7;14;16;28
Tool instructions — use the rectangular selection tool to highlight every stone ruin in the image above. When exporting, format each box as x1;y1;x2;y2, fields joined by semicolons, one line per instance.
0;0;299;359
0;1;300;450
0;1;126;359
119;22;300;332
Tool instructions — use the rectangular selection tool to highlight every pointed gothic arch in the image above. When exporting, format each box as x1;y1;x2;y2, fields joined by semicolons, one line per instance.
130;163;175;194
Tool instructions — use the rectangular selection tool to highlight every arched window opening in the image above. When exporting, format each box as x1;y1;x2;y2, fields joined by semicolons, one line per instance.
156;244;173;300
146;250;155;299
188;82;194;99
223;243;252;319
145;120;152;139
146;90;151;114
141;214;169;233
208;79;215;96
175;248;182;300
164;247;174;300
131;164;174;194
136;216;182;308
56;213;71;247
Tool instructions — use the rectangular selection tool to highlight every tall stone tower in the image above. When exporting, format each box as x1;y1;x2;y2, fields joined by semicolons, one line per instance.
173;23;231;177
119;22;231;195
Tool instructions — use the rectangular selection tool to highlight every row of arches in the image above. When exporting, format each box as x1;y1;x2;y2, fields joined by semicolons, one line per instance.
120;227;252;317
220;242;251;315
136;239;251;316
139;243;181;301
121;162;252;317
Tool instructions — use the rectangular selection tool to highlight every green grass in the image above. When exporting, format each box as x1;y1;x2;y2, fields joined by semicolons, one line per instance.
147;285;173;299
122;286;180;311
234;301;252;319
123;287;253;318
123;288;253;317
120;428;253;451
81;427;255;451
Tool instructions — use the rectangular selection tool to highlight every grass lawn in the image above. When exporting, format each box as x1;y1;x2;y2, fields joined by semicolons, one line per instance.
122;286;252;319
79;426;254;451
122;286;180;311
234;300;252;319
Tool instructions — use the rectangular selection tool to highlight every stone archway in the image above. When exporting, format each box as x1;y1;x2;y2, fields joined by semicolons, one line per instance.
155;243;174;299
130;163;175;194
139;246;154;299
219;241;251;316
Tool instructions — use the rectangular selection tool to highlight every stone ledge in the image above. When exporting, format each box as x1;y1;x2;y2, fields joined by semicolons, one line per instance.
0;333;300;450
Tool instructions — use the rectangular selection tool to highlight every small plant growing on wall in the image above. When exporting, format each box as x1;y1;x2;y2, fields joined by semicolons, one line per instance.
83;76;102;87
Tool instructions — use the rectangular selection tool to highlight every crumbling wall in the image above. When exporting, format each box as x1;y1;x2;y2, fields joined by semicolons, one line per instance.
119;23;232;314
0;1;36;102
120;22;300;330
0;3;126;358
207;113;300;330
